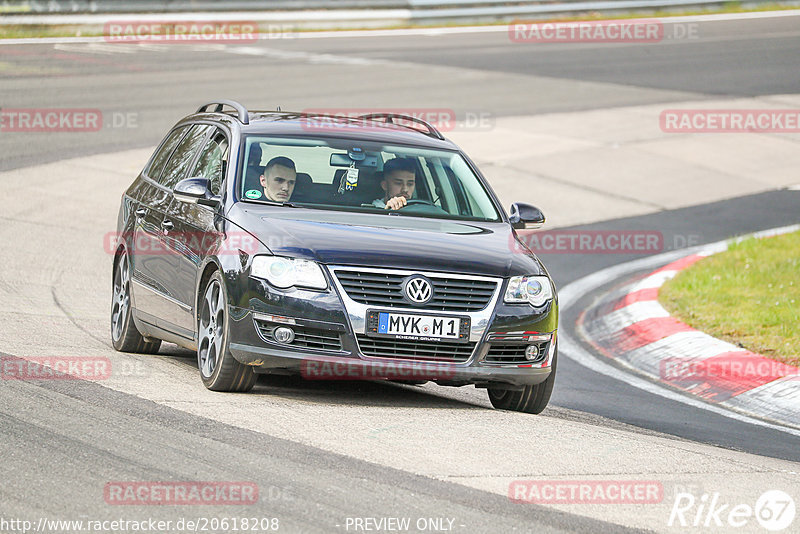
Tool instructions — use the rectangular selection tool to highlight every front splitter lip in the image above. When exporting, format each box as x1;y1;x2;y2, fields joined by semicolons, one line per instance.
229;342;552;387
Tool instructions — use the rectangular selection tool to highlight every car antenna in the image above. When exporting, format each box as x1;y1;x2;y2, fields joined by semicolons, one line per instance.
277;105;282;111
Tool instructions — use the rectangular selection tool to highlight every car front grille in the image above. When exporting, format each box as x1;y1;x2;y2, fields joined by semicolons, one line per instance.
334;269;497;312
355;334;474;363
254;319;343;352
484;340;549;365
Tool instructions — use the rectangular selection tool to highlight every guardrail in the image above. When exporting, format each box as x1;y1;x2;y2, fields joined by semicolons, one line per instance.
0;0;781;28
0;0;768;12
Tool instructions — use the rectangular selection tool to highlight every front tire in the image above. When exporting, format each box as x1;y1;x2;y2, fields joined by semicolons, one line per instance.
487;346;557;414
197;271;256;392
111;251;161;354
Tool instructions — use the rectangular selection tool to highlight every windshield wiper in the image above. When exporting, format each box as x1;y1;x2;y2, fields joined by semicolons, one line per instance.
246;198;300;208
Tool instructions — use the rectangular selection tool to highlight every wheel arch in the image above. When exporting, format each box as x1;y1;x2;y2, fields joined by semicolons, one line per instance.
112;242;127;276
112;241;136;311
196;258;224;325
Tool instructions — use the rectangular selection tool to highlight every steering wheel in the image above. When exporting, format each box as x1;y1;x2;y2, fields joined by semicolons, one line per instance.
395;198;449;215
399;199;432;208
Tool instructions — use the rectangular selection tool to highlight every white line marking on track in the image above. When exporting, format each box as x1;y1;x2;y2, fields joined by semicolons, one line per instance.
54;43;138;54
223;45;380;65
53;42;220;54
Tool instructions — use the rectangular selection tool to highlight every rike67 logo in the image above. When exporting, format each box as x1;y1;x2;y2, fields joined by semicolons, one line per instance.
669;490;795;531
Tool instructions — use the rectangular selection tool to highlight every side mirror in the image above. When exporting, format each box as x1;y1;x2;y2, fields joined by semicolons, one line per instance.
509;202;545;230
173;177;220;208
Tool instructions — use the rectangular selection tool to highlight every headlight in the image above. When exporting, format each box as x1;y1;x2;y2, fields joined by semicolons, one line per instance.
250;256;327;290
504;275;553;306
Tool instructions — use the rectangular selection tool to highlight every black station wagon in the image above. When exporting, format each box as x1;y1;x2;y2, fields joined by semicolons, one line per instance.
111;100;558;413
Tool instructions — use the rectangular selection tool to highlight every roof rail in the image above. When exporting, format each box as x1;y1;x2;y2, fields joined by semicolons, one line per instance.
196;100;250;125
359;113;445;140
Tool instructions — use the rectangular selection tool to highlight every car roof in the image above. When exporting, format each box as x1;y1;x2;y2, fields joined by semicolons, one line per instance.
190;108;461;151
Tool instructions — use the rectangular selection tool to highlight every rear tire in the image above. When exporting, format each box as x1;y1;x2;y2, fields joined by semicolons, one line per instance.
197;271;256;392
487;345;557;414
111;251;161;354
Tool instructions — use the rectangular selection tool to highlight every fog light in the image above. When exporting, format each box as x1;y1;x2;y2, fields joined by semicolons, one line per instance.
524;345;539;361
273;326;295;344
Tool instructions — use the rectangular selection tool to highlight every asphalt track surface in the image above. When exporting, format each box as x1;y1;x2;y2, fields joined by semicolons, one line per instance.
1;13;800;533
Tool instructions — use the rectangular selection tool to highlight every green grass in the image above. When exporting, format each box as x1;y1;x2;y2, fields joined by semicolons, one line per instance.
659;230;800;367
2;3;800;39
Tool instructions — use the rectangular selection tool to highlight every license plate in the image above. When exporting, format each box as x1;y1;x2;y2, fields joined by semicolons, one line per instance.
366;310;470;343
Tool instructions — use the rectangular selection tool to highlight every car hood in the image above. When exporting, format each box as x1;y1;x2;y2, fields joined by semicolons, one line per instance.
228;204;544;278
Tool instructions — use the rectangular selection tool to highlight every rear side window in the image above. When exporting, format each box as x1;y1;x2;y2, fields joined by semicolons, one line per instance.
160;124;213;189
191;128;229;196
146;127;188;182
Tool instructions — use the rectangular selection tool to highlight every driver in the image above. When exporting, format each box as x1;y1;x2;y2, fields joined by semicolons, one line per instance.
259;156;296;202
372;158;416;210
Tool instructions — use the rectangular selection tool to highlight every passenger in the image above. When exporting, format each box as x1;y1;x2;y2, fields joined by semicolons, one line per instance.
260;156;296;202
372;158;416;210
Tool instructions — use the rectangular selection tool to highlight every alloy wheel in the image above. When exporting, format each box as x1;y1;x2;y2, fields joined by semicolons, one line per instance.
111;255;131;342
198;279;225;378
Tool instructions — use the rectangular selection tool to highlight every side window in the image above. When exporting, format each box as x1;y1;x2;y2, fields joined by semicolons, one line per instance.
191;129;229;196
146;127;188;182
159;124;213;189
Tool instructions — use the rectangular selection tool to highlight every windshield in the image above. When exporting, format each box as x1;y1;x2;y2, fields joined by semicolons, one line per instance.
239;136;502;222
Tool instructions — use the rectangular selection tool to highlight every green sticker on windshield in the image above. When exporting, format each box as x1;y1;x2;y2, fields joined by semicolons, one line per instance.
245;189;263;199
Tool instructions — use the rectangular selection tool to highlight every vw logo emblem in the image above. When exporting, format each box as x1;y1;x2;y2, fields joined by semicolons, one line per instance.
404;276;433;304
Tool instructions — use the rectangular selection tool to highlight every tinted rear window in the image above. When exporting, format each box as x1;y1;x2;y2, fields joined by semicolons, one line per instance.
160;124;214;189
146;127;188;183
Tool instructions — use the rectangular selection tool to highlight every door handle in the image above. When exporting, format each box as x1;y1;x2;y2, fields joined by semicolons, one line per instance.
135;208;147;218
161;219;174;231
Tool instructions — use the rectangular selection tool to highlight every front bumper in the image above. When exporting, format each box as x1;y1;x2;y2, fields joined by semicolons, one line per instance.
228;269;558;389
